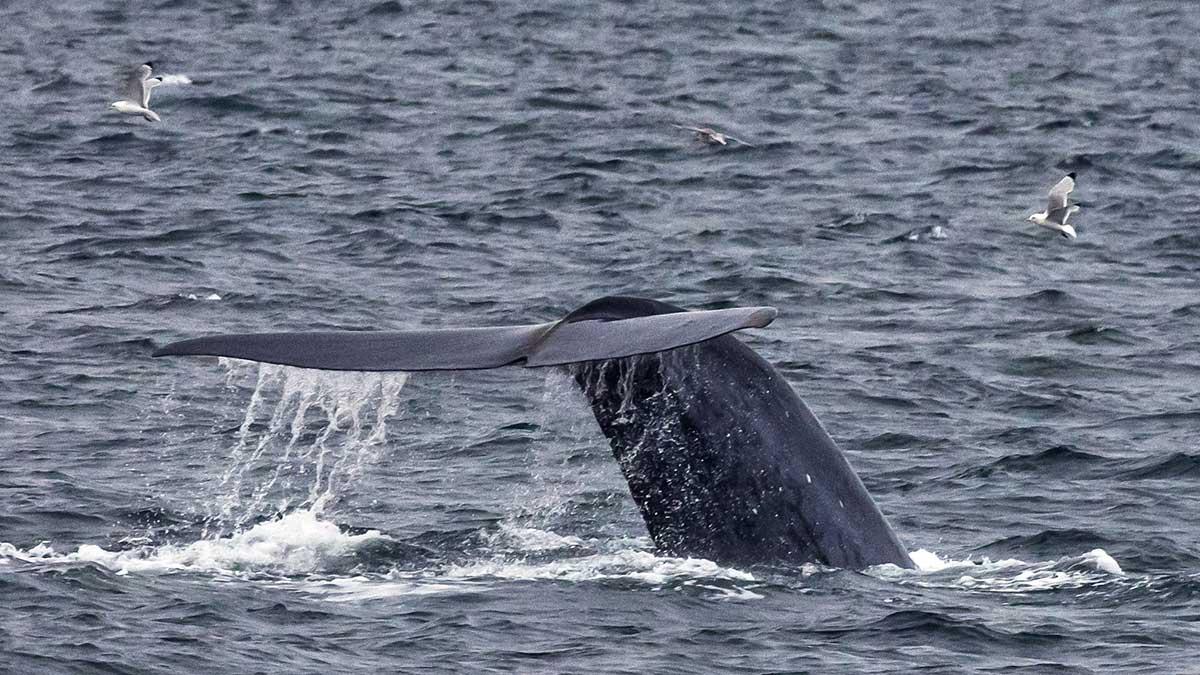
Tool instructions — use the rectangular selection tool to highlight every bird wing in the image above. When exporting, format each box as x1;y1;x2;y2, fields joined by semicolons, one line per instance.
143;77;163;106
122;64;153;107
1046;174;1075;212
1049;204;1081;225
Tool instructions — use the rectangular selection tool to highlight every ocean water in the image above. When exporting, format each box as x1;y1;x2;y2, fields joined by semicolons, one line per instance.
4;1;1200;673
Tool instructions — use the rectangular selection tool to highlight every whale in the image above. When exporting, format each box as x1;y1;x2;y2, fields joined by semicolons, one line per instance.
153;296;913;570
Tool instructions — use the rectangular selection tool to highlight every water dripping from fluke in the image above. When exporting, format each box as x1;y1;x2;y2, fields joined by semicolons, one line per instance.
207;359;409;533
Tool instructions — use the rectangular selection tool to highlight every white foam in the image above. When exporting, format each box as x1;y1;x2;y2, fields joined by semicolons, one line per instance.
692;584;766;600
446;548;755;586
907;548;945;571
488;523;585;552
302;548;762;603
301;523;760;603
4;523;760;599
0;542;26;560
1081;548;1124;575
872;547;1125;593
305;575;470;602
0;509;384;578
904;548;1025;574
182;292;222;301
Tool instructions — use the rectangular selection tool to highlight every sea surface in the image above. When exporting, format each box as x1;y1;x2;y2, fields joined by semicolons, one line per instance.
3;1;1200;673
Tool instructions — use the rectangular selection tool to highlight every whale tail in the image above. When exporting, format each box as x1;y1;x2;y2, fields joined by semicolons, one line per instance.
152;299;777;371
152;296;913;570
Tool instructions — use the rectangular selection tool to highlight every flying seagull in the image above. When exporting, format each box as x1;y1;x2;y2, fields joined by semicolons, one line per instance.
672;124;754;147
1027;173;1080;239
109;63;163;122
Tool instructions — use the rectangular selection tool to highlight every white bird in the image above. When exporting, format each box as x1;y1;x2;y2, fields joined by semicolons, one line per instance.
1027;172;1080;239
109;63;163;122
672;124;754;147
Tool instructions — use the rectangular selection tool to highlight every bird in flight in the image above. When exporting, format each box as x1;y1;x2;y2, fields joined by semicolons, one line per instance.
109;63;164;122
672;124;754;147
1027;173;1080;239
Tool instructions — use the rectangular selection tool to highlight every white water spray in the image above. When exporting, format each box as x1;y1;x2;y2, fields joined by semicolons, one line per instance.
501;369;632;533
210;359;408;531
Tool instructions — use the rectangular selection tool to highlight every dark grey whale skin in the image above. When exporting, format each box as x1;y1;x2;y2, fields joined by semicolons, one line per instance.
562;297;913;570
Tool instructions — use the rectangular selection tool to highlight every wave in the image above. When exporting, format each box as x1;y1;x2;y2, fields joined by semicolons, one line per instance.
952;445;1107;479
1116;452;1200;480
820;609;1042;646
1063;323;1140;346
524;95;610;112
1006;288;1079;307
974;529;1116;557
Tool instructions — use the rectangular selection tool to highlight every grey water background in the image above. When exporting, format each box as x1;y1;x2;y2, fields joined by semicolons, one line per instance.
3;0;1200;672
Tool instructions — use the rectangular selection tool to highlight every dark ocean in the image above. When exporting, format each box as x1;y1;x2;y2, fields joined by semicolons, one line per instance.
4;1;1200;673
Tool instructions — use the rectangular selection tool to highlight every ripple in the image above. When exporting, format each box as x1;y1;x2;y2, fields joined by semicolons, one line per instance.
975;530;1115;558
954;445;1107;480
1116;452;1200;480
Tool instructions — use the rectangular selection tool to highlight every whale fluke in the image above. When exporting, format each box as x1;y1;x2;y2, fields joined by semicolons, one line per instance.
152;325;552;371
152;301;777;371
528;304;775;367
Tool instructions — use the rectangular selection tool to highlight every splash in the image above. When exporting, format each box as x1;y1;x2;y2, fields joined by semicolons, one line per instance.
442;548;757;588
304;522;762;603
502;369;630;530
209;359;408;531
1;361;409;580
1;519;762;601
0;509;385;578
464;522;758;596
872;547;1126;593
487;523;586;552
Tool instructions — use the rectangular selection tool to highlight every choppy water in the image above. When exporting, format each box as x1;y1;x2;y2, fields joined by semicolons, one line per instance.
4;1;1200;673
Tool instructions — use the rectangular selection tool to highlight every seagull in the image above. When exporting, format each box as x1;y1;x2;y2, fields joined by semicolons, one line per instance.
1027;173;1080;239
109;63;163;122
672;124;754;147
